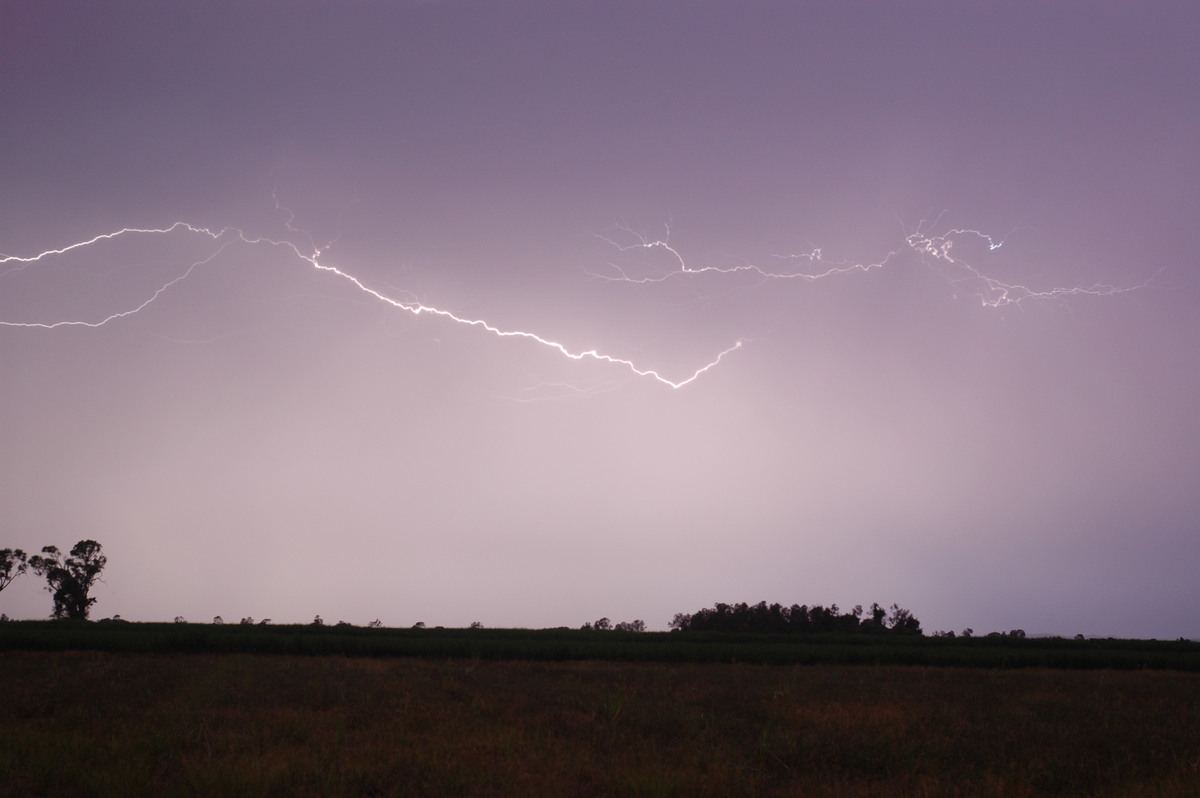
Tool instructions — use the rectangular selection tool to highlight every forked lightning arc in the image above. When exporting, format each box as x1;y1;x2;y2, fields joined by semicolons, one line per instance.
595;223;1147;309
1;214;1148;388
0;221;741;389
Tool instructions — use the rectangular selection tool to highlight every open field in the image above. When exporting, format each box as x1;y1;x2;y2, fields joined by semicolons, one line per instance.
3;649;1200;797
3;621;1199;670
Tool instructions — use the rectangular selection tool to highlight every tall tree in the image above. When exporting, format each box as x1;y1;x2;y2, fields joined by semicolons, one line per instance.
886;604;922;635
28;540;107;620
0;548;28;594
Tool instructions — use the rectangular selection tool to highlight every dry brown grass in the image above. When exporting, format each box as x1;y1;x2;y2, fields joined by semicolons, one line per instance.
2;651;1198;796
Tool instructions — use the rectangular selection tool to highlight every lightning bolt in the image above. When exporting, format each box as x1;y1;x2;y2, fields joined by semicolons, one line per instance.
593;223;897;285
904;227;1151;307
594;218;1153;307
0;222;743;389
2;210;1154;393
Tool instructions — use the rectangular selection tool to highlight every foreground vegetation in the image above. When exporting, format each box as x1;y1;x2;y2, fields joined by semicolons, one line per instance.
3;650;1199;797
2;620;1199;671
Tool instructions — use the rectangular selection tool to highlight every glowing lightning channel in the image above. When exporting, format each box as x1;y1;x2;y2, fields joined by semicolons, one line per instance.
903;227;1150;307
0;223;743;389
593;223;899;285
594;221;1152;307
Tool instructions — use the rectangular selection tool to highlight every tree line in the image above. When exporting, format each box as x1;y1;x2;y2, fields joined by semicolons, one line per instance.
0;541;107;620
6;543;926;637
668;601;922;635
580;617;646;632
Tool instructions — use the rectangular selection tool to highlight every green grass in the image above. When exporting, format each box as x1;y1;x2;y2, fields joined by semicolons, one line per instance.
2;651;1199;796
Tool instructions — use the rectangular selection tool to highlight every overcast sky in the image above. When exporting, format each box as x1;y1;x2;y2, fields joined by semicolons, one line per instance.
2;1;1197;636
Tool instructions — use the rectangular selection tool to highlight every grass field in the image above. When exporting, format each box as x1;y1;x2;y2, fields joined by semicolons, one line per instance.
3;648;1199;797
3;620;1199;670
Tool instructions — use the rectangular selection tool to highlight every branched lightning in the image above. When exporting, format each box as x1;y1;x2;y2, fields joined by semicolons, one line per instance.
593;224;898;285
0;222;743;389
904;227;1151;307
594;220;1152;308
2;211;1153;392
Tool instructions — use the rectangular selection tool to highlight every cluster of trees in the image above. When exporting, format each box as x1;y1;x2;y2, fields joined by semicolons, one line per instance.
581;617;646;632
5;545;930;638
668;601;922;635
931;627;1029;640
1;541;107;620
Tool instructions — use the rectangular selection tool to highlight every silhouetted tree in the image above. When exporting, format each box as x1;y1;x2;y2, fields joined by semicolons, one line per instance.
862;602;888;633
614;619;646;632
788;604;810;632
669;599;924;636
0;548;28;595
886;604;921;634
808;604;836;632
28;540;106;620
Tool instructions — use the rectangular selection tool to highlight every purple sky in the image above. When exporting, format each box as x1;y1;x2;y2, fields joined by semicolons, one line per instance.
2;2;1198;636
